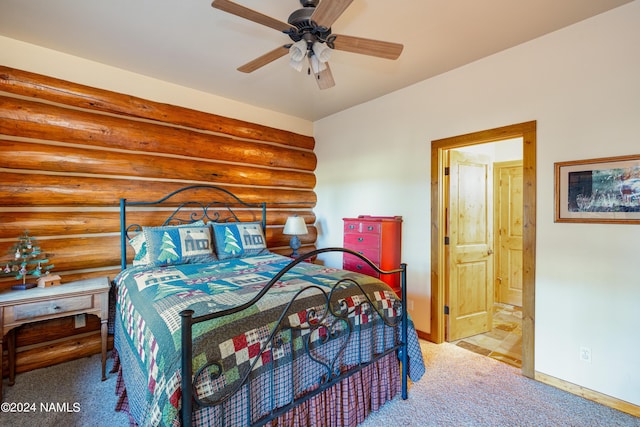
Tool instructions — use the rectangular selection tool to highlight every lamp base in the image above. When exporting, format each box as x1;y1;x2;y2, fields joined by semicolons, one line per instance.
289;235;302;257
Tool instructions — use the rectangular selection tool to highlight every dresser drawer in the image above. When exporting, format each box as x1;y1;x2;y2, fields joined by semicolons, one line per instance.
343;259;380;278
344;233;380;249
12;295;94;321
343;221;381;235
344;248;380;265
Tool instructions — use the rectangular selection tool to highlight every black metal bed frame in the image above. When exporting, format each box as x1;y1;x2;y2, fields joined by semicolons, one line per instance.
118;185;409;427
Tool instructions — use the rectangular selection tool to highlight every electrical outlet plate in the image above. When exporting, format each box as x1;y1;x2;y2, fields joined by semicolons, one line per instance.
580;346;592;363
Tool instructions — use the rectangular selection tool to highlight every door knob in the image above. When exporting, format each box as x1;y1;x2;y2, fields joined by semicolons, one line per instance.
487;249;494;255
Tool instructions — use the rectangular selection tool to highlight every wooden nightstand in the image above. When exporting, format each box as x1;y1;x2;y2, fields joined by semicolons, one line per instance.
0;276;110;401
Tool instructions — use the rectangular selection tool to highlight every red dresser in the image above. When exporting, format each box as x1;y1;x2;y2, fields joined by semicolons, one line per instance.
342;216;402;296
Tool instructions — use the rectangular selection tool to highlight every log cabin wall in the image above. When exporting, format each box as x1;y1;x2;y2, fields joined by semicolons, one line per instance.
0;66;317;375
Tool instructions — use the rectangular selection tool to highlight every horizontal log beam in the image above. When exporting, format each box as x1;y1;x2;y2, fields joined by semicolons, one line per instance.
0;141;316;189
0;96;317;171
0;228;318;274
7;235;122;272
0;210;316;238
0;173;317;207
0;66;315;149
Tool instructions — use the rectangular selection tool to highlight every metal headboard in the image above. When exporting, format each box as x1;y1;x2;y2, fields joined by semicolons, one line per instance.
119;184;267;270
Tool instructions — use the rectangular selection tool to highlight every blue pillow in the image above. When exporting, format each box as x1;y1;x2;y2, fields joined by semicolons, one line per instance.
212;222;267;259
129;220;206;266
143;223;214;266
130;233;150;266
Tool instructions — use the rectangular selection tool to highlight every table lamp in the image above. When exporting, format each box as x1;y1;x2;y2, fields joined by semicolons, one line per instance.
283;215;308;257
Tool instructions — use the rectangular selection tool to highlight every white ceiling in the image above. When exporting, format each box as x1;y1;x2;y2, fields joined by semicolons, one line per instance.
0;0;632;122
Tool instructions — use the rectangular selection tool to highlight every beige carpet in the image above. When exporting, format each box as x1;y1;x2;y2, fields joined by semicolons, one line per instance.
1;341;638;426
359;340;639;427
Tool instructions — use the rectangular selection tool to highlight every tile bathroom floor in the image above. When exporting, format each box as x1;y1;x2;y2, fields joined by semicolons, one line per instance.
451;303;523;368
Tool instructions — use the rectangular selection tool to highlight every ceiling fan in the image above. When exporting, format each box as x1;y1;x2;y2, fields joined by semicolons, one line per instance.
211;0;404;89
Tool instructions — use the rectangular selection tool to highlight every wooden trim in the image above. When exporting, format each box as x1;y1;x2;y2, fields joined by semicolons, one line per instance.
521;126;537;378
429;144;444;343
535;371;640;418
416;329;431;342
430;121;537;379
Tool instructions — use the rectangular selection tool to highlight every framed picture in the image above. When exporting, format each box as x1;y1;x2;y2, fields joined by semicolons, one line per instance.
555;154;640;224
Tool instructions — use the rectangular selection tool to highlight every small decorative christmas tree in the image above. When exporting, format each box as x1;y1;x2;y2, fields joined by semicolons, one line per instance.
2;231;54;290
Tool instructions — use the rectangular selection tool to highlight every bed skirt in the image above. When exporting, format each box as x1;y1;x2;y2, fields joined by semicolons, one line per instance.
113;349;401;427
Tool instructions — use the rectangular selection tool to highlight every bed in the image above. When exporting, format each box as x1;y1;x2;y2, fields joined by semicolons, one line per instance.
112;185;425;427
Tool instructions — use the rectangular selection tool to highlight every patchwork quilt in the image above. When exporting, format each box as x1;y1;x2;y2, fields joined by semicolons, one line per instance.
114;252;425;427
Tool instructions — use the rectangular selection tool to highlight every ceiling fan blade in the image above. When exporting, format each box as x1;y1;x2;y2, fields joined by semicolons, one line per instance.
237;46;289;73
212;0;293;32
311;61;335;90
311;0;354;29
332;34;403;60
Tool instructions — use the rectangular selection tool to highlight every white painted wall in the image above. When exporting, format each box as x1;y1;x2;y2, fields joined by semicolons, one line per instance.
0;36;313;136
314;2;640;406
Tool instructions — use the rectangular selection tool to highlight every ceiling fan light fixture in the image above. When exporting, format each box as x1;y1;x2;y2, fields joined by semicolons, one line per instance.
289;39;308;62
289;39;308;71
309;54;327;74
312;41;331;63
290;56;305;72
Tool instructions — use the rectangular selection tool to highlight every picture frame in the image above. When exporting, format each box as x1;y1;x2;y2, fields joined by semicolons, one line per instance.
555;154;640;224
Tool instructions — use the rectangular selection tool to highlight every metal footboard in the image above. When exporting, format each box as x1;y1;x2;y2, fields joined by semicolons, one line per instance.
180;247;408;427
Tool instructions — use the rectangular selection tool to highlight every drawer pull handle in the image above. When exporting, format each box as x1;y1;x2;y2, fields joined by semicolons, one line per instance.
367;226;374;231
349;225;355;229
358;237;364;242
53;305;61;310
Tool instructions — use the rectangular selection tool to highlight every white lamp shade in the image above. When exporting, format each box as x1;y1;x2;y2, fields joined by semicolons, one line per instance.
309;55;327;74
283;216;308;235
289;39;308;62
289;56;305;72
312;41;331;63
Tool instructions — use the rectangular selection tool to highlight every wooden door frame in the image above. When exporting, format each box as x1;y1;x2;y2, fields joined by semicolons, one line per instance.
430;121;536;378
